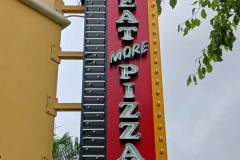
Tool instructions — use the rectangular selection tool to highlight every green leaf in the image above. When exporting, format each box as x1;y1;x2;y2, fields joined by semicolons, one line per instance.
192;1;198;5
210;18;215;25
192;8;196;15
206;63;213;73
187;75;192;86
178;0;239;83
169;0;177;9
185;20;191;28
198;65;204;80
199;0;207;7
202;67;206;75
183;27;189;36
201;9;207;19
158;6;162;15
203;54;210;65
156;0;162;15
193;75;197;85
177;25;181;32
233;15;239;25
191;19;196;27
211;0;218;10
195;18;201;26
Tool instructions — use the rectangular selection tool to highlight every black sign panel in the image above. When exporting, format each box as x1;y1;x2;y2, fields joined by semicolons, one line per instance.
80;0;107;160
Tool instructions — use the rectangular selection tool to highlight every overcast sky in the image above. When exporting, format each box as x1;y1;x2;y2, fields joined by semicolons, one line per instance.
56;0;240;160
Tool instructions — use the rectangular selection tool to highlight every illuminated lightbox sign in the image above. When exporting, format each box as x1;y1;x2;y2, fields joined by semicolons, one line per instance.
81;0;167;159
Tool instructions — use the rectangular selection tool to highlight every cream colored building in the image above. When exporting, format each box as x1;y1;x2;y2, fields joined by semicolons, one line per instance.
0;0;83;159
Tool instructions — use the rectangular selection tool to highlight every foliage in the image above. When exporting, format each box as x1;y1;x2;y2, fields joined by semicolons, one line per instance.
157;0;240;85
52;133;80;160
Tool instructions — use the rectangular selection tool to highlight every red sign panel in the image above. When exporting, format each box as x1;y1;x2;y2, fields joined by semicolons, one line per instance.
107;0;156;159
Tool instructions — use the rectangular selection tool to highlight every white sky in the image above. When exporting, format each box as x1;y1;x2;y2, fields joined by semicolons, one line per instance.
55;0;240;159
55;13;83;138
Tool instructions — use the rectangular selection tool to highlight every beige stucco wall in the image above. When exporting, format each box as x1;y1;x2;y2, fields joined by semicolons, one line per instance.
41;0;55;8
0;0;63;159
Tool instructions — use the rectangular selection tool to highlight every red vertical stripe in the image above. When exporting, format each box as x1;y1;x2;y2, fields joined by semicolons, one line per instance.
107;0;156;159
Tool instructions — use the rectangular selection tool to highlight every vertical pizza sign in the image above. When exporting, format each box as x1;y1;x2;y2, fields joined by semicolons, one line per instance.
107;0;157;159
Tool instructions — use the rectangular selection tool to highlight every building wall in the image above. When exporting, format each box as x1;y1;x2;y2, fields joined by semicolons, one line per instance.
41;0;55;8
0;0;62;159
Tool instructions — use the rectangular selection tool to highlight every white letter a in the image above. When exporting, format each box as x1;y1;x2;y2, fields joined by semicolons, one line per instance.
118;143;144;160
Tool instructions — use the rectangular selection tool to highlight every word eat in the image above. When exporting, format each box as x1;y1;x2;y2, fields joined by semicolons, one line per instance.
116;0;138;43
